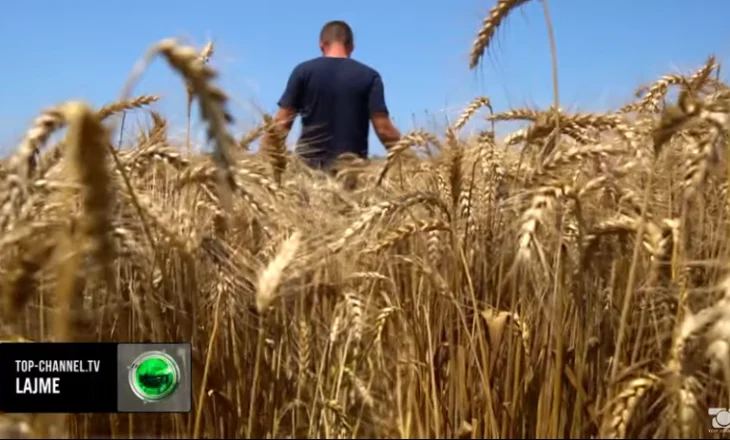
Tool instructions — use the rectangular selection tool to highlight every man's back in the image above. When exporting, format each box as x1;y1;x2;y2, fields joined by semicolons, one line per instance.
278;57;388;168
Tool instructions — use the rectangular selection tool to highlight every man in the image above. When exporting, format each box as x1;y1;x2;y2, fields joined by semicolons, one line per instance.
268;20;402;172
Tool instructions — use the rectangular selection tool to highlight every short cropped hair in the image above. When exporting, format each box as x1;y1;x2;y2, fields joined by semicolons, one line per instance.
319;21;354;48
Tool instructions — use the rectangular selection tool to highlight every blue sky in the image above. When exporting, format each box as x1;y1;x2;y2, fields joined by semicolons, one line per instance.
2;0;730;157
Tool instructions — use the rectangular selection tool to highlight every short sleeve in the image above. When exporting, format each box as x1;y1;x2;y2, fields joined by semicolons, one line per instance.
368;73;389;115
277;65;303;110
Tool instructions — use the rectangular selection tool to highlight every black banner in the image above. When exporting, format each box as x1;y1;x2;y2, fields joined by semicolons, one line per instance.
0;342;118;413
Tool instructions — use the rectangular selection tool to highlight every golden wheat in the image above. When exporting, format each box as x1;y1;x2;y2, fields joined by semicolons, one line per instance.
3;10;730;439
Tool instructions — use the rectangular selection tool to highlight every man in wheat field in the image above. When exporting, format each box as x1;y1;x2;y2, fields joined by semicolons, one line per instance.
269;20;402;172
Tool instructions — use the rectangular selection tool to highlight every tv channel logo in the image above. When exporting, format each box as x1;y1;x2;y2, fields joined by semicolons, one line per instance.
709;407;730;431
117;343;191;412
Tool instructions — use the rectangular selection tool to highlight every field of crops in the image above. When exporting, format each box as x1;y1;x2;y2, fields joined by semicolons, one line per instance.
2;0;730;438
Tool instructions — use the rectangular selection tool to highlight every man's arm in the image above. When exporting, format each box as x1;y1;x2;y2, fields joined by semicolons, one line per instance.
265;66;302;144
271;106;297;140
371;113;401;149
368;73;401;150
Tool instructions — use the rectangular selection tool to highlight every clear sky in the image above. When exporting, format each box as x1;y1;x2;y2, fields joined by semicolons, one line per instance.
2;0;730;157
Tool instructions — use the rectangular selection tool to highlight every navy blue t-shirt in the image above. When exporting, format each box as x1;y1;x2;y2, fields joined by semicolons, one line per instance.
277;57;389;168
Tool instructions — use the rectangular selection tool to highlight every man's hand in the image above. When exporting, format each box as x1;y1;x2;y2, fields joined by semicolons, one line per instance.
263;107;297;148
273;107;297;138
371;113;420;162
371;112;401;150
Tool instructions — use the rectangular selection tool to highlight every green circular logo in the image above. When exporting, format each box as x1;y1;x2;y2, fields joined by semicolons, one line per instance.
128;351;180;402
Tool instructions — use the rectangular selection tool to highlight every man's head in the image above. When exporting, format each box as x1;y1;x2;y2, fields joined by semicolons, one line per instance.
319;20;354;57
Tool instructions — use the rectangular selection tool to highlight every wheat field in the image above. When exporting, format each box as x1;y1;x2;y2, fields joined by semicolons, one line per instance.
2;0;730;438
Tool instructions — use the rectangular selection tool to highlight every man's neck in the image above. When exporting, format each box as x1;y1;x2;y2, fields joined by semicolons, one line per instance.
322;45;350;58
